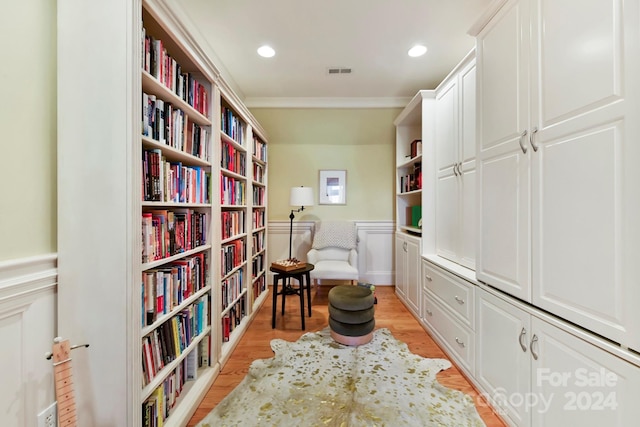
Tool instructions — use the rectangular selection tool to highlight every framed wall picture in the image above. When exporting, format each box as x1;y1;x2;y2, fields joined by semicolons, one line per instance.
319;170;346;205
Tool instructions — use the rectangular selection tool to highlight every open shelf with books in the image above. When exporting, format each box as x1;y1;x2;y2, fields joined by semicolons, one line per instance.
394;91;434;238
139;6;215;426
57;1;268;425
251;131;268;310
218;97;251;360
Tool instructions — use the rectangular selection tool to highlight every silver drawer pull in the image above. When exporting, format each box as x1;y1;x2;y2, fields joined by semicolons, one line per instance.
530;334;539;360
454;296;465;304
425;309;433;316
519;129;528;154
519;327;527;352
425;275;433;282
455;337;465;347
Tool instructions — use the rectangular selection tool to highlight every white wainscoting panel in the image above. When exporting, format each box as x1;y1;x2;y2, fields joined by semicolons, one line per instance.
0;254;57;427
267;221;394;286
356;221;395;285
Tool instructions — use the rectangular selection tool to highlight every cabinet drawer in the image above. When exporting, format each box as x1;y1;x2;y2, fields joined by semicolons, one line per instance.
423;289;475;374
423;262;474;328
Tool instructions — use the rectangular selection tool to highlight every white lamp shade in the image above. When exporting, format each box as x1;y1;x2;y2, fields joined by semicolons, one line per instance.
290;186;314;207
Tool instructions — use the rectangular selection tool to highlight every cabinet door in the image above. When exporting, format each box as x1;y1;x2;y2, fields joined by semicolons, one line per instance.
530;0;640;350
476;0;532;301
436;172;458;263
435;79;459;262
395;234;407;298
405;235;421;315
476;289;531;426
530;317;640;426
459;61;477;270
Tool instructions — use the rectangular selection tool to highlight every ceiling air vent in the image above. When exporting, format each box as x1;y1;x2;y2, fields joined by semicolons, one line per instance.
327;67;352;75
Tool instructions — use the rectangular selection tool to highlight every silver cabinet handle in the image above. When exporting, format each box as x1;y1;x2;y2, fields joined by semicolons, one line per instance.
518;130;528;154
530;334;539;360
453;163;459;176
519;327;527;352
425;274;433;282
530;127;539;152
455;337;465;347
425;309;433;316
454;296;465;305
403;241;407;252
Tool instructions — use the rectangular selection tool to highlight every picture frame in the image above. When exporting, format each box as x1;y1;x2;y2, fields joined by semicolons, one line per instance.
319;169;347;205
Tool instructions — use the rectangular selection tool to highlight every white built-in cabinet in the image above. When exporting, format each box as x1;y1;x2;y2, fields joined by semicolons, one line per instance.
476;287;640;427
394;233;421;317
434;52;477;270
394;91;435;314
473;0;640;352
421;260;475;376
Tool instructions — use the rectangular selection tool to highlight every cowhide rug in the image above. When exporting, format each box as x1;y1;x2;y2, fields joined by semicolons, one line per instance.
197;328;485;426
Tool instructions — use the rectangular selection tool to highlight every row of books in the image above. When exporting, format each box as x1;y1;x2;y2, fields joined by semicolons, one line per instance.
399;162;422;193
221;210;245;241
141;296;209;385
252;275;266;303
221;140;246;174
253;135;267;162
252;230;265;255
253;162;265;184
252;209;265;229
142;209;208;263
252;253;264;277
253;186;265;205
222;296;246;343
142;253;208;326
142;27;210;117
221;270;244;311
143;149;210;204
221;105;245;144
221;239;246;278
220;175;246;206
142;93;210;162
142;338;209;426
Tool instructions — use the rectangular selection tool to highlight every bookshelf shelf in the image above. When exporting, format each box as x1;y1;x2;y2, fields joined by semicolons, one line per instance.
141;286;211;337
57;1;269;425
142;136;211;166
141;325;212;401
142;71;211;127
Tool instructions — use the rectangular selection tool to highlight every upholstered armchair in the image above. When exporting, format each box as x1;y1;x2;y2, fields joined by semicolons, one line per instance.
306;220;359;287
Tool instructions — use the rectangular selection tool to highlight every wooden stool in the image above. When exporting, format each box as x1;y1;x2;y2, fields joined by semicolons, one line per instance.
328;285;375;345
270;264;314;330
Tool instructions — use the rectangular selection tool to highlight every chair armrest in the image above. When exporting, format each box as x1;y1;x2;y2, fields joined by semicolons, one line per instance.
307;248;320;265
349;249;358;268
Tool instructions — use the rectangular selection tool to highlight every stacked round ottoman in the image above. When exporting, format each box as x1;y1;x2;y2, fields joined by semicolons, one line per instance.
328;285;375;345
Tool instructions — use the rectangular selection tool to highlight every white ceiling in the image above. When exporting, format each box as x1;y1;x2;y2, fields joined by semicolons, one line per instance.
173;0;492;106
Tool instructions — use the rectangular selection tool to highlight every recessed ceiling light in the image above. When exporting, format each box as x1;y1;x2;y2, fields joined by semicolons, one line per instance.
257;45;275;58
408;45;428;57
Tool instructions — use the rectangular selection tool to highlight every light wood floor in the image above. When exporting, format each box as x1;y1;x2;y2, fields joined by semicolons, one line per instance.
187;285;506;427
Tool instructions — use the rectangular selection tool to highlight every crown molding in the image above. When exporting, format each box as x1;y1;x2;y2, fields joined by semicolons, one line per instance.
244;97;412;109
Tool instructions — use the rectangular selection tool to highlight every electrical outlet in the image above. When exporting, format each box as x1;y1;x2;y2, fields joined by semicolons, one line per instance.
37;402;57;427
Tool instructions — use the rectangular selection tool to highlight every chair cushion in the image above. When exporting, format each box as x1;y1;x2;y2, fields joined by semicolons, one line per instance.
310;261;358;281
312;247;350;262
328;303;375;324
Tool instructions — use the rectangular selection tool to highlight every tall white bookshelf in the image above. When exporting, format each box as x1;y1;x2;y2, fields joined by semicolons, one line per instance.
57;0;268;425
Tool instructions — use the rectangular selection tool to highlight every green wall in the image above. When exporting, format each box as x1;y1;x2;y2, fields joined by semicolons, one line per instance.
250;108;401;222
0;1;57;261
